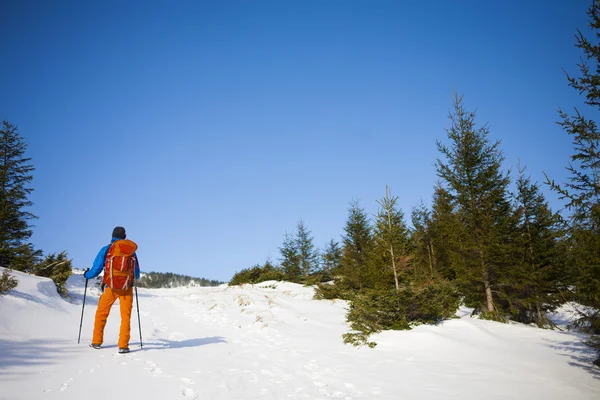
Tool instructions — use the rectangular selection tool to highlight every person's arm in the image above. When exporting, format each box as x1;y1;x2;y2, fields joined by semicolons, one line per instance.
134;253;140;280
84;245;109;279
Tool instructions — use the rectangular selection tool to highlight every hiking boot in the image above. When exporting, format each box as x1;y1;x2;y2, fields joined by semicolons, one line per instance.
118;347;130;354
89;343;101;349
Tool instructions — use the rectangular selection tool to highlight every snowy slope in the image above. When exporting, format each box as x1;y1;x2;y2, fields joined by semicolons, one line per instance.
0;268;598;400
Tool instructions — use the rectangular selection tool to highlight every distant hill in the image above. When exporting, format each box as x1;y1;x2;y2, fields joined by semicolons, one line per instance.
71;268;223;289
135;271;223;288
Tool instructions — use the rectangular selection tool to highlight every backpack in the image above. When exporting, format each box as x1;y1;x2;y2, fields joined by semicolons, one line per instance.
102;239;138;290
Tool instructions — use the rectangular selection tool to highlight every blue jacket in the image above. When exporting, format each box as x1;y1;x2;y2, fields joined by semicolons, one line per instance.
84;237;140;280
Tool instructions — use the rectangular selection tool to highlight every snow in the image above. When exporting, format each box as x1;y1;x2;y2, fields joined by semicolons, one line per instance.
0;268;598;400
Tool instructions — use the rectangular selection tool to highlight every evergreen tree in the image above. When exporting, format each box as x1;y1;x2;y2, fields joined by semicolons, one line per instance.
279;232;301;282
436;94;513;319
0;121;37;271
508;164;566;327
547;1;600;344
337;200;375;291
321;239;342;275
411;200;434;279
429;185;464;281
317;198;461;346
373;186;410;290
295;220;320;278
411;186;464;281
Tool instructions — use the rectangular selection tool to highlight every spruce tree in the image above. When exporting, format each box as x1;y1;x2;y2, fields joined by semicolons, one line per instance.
411;187;464;282
279;232;301;282
0;121;37;271
411;200;435;279
374;186;410;290
509;164;565;327
321;239;342;275
547;1;600;340
295;220;320;279
429;185;465;281
338;200;375;291
436;94;513;319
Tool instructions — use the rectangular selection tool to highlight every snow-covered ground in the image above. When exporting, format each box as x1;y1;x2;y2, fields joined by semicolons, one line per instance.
0;268;598;400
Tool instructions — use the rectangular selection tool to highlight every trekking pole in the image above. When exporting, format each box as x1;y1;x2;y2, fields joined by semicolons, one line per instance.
78;276;89;344
135;286;143;348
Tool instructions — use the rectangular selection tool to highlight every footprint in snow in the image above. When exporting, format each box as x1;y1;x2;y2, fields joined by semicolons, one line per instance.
181;387;198;398
246;371;259;383
145;360;163;376
59;378;73;391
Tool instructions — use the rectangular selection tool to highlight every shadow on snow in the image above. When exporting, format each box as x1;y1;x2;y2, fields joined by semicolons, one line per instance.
544;334;600;380
0;339;77;374
8;289;70;312
137;336;227;351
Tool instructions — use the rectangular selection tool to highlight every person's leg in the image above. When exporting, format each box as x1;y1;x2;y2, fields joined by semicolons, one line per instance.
117;288;134;349
92;287;117;345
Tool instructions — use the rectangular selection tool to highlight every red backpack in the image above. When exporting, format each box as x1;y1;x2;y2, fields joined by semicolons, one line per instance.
102;239;138;290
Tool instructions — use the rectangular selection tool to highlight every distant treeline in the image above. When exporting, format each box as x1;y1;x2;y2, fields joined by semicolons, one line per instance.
136;271;223;288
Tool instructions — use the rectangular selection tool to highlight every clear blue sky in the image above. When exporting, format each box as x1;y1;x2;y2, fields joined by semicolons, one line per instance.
1;0;593;282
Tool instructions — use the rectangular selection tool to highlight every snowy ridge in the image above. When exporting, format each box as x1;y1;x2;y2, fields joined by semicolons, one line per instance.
0;268;598;399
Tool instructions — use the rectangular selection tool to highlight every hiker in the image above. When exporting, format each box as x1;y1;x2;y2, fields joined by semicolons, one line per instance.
84;226;140;353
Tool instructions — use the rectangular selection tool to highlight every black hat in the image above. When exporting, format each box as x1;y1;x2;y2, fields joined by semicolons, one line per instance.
112;226;126;239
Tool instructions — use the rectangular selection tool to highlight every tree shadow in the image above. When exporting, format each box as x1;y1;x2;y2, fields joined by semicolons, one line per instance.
137;336;227;351
0;339;76;374
543;334;600;379
9;289;70;312
64;274;103;306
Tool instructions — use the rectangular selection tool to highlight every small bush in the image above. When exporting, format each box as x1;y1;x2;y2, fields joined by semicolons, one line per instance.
314;280;354;301
342;332;377;348
34;251;73;296
342;279;461;347
0;269;18;294
229;261;284;286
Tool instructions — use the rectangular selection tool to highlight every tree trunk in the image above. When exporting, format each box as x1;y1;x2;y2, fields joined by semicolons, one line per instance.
483;269;494;313
390;245;399;291
426;242;433;277
536;303;543;328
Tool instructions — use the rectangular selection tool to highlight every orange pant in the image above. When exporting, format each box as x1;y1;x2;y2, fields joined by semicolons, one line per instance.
92;286;134;348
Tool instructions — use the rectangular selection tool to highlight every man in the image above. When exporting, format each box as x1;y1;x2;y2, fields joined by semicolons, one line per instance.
84;226;140;353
